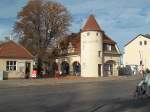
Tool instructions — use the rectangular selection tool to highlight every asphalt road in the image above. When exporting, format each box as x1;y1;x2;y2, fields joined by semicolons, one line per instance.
0;78;149;112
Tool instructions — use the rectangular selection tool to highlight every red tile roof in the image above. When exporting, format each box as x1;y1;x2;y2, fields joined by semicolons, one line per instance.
103;33;116;44
68;33;80;53
0;41;33;59
82;15;101;32
59;15;116;55
65;32;116;53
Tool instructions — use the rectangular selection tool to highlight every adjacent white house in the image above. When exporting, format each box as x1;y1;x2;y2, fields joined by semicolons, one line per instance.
56;15;121;77
123;34;150;71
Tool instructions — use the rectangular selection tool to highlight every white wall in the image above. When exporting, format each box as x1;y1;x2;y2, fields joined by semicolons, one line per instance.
124;35;150;70
81;31;103;77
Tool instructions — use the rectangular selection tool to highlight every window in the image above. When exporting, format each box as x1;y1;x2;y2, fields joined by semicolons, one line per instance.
87;32;90;36
98;51;102;57
104;44;112;52
144;41;147;45
6;61;16;71
139;41;142;46
96;32;99;36
106;44;111;51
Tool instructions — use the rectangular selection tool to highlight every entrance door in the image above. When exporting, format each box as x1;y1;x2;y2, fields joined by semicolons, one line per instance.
61;61;70;75
25;62;31;79
73;61;81;76
98;64;101;76
104;64;113;76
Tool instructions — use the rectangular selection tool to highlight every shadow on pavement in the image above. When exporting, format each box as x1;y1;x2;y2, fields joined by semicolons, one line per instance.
105;97;150;112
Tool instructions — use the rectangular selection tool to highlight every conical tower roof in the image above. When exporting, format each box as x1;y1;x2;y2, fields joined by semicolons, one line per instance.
82;15;101;32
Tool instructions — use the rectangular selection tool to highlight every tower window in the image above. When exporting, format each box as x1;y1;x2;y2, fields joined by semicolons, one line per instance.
104;44;112;52
139;41;142;46
96;32;99;36
144;41;147;45
87;32;90;36
98;51;102;57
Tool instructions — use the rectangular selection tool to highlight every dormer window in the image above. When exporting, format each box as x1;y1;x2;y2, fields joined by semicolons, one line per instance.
104;44;112;52
68;42;73;49
107;44;111;51
108;45;111;51
68;42;74;53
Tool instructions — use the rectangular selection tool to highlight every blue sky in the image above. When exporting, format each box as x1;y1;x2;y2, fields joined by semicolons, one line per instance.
1;0;150;51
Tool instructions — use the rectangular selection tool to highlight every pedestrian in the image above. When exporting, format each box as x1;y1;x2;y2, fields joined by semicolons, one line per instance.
55;70;60;79
140;65;145;78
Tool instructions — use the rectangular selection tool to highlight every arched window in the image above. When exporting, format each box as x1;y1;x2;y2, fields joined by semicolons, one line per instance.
72;61;81;76
61;61;69;75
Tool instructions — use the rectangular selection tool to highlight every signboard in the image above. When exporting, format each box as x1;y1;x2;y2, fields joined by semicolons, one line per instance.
31;70;37;78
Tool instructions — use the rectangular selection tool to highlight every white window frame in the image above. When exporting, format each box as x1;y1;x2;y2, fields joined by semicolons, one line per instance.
6;61;17;71
96;32;99;36
106;44;112;51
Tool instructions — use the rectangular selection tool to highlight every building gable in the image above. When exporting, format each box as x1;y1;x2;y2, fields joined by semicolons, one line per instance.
125;34;150;47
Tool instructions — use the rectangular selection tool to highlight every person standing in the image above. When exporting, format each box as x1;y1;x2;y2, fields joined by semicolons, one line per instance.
140;64;144;78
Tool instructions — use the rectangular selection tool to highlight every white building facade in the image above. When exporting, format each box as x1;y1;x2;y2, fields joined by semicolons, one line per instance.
56;15;121;77
123;34;150;71
0;41;34;79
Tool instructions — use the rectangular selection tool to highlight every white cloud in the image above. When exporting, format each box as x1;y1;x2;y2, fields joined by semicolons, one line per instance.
1;0;150;51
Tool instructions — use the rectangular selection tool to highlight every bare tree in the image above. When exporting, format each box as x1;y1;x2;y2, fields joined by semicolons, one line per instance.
14;0;71;76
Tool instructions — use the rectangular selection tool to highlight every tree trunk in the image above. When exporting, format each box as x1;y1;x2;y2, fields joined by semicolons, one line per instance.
37;57;43;78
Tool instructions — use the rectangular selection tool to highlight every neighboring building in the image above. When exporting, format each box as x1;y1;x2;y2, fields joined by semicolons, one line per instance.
56;15;121;77
123;34;150;71
0;41;34;79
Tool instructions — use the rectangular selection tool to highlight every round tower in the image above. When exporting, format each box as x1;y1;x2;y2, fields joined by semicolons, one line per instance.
81;15;103;77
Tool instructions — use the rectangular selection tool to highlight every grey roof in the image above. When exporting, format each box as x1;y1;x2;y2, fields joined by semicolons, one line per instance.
142;34;150;39
125;34;150;47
